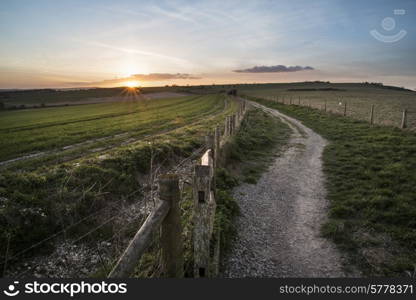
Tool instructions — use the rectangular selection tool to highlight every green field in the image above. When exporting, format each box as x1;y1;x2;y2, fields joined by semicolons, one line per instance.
0;86;184;107
237;82;416;129
0;92;238;274
0;95;225;163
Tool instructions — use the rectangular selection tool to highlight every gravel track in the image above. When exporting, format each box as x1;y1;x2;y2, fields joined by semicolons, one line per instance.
222;101;347;277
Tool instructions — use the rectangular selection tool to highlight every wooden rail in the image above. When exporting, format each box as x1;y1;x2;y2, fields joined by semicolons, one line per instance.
108;200;170;277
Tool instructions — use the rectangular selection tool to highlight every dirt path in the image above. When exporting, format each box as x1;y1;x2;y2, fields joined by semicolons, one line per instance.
223;101;348;277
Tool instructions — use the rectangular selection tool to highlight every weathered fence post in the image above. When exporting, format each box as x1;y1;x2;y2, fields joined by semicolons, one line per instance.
343;102;347;116
324;100;327;112
298;96;301;106
193;159;215;278
224;116;229;136
401;109;407;129
159;174;184;278
231;115;235;134
215;126;220;159
205;134;216;169
370;104;374;125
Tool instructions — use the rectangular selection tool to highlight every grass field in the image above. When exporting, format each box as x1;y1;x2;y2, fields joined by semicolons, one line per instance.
0;86;184;107
0;95;225;163
237;82;416;129
250;96;416;276
0;93;238;275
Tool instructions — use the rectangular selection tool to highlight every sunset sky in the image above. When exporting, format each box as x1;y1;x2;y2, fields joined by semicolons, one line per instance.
1;0;415;89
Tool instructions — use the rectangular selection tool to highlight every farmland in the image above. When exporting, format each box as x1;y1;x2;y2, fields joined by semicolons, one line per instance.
0;86;186;107
238;82;416;129
1;82;416;278
0;94;227;167
0;92;241;276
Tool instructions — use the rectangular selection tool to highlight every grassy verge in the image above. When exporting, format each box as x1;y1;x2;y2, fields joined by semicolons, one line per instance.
248;96;416;276
223;108;292;184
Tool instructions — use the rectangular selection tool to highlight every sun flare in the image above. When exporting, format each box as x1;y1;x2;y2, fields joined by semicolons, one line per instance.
124;81;140;88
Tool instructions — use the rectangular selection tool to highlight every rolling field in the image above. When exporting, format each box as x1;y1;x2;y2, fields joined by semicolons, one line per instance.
0;86;185;107
0;92;239;275
237;82;416;129
0;95;225;164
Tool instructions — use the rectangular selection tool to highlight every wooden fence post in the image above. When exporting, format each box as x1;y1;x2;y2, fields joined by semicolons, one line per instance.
223;117;228;136
324;100;327;112
215;126;220;160
231;115;235;134
343;102;347;116
193;163;214;278
206;133;216;169
159;174;184;277
370;104;374;125
401;109;407;129
298;96;301;106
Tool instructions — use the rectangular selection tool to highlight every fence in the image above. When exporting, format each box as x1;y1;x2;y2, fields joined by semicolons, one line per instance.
108;98;247;278
259;95;416;130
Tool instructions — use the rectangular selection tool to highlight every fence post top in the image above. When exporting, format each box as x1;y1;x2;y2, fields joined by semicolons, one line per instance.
159;174;180;203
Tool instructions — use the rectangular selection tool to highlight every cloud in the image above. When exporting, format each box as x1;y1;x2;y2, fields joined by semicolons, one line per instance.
233;65;314;73
88;41;189;64
130;73;200;81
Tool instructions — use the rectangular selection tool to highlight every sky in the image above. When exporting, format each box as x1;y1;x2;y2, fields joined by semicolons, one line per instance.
0;0;415;89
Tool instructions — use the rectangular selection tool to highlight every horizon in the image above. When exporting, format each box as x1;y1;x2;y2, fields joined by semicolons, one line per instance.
1;0;416;89
2;81;415;92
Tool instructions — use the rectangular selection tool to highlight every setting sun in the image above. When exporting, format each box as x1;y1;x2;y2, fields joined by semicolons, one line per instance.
124;81;140;88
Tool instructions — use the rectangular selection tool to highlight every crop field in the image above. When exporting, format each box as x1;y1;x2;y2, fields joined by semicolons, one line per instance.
0;86;185;107
0;92;241;276
0;94;226;166
236;82;416;129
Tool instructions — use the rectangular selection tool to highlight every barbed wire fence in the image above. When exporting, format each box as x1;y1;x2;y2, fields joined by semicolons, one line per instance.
2;141;211;278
